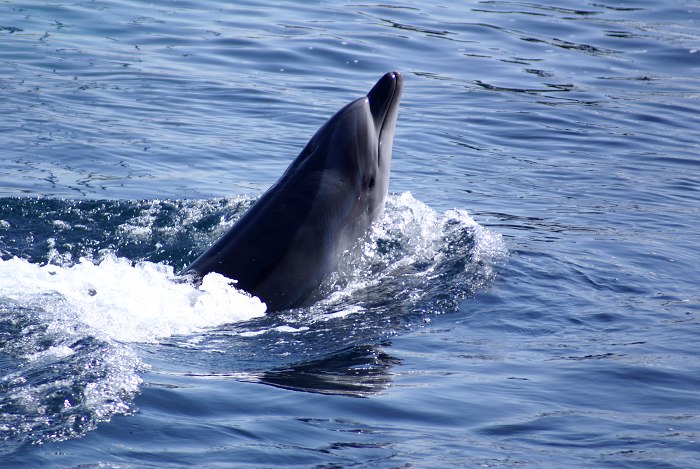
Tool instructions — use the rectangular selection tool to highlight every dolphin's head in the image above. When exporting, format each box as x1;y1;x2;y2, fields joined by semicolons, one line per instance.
289;71;403;222
364;71;403;217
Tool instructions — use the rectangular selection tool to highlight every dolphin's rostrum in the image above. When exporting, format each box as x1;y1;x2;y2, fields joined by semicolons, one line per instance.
184;72;403;312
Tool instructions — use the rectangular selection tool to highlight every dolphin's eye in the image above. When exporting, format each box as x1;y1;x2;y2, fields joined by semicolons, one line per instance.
368;176;376;190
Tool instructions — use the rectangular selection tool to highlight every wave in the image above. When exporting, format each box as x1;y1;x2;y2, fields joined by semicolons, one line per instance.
0;192;506;447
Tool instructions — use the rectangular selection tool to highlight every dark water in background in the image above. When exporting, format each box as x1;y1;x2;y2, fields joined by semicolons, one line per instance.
1;0;700;467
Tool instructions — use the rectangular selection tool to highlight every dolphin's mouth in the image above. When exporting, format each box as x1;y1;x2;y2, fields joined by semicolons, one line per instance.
367;71;403;138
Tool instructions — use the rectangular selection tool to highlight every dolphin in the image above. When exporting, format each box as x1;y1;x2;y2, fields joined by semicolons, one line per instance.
184;71;403;312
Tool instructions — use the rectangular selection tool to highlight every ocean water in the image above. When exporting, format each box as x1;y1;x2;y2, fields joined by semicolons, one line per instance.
1;0;699;467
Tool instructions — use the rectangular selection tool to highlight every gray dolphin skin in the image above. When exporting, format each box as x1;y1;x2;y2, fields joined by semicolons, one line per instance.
184;71;403;312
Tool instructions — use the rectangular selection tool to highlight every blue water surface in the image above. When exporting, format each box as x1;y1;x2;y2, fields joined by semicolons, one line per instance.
1;0;699;467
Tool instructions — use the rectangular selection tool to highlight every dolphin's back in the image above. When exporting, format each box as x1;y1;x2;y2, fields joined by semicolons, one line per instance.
185;173;323;310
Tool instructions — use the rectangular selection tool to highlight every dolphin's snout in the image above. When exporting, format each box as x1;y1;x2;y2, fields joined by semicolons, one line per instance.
367;71;403;132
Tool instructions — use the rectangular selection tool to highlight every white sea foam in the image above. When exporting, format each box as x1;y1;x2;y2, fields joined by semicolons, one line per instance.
0;254;266;344
0;253;268;441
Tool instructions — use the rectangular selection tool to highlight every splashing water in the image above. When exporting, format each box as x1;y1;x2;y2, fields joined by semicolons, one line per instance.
0;192;505;447
0;251;266;448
